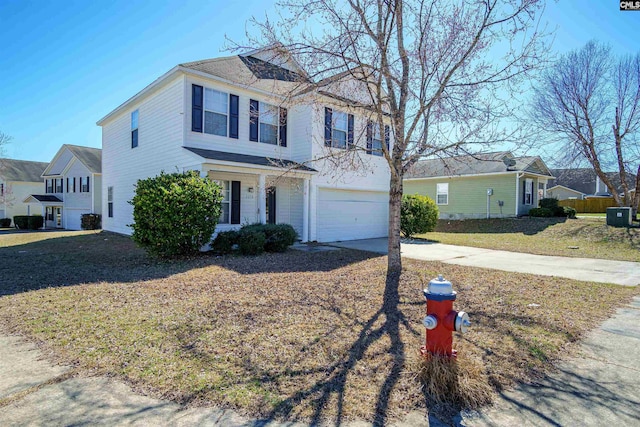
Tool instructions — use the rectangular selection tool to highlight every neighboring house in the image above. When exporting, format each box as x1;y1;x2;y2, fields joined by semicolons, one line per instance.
546;185;586;200
0;158;49;224
404;152;554;219
97;47;390;242
24;145;102;230
549;168;637;198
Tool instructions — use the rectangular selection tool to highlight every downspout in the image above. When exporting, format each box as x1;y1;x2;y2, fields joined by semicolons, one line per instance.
515;173;524;216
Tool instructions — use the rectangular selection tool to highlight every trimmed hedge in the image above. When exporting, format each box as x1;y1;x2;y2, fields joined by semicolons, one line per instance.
81;213;101;230
211;223;298;255
13;215;44;230
528;207;554;218
563;206;577;219
0;218;10;227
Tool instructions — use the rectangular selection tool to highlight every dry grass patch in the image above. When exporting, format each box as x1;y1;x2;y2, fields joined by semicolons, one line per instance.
0;231;637;424
418;217;640;261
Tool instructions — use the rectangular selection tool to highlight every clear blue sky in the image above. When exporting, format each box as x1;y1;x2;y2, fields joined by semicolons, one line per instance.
0;0;638;162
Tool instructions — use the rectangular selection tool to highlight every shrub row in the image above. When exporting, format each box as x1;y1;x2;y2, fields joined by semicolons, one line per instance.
0;218;11;227
13;215;44;230
531;198;577;219
81;213;101;230
212;223;298;256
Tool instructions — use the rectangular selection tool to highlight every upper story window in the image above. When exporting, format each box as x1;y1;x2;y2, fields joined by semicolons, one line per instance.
55;178;63;193
436;183;449;205
45;179;53;193
131;110;139;148
367;120;390;156
324;107;353;149
192;84;239;139
204;88;228;136
250;100;287;146
80;176;90;193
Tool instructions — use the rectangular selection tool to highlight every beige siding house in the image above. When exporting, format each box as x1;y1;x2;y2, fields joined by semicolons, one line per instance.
0;159;49;225
404;152;554;219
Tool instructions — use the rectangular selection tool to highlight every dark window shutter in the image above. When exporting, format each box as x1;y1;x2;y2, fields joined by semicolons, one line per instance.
66;178;69;193
279;107;287;147
229;94;239;139
324;107;332;147
249;100;259;142
192;85;203;132
73;177;76;193
347;114;354;149
45;179;48;193
131;129;138;148
384;125;390;151
231;180;241;224
522;180;526;204
87;176;90;193
366;120;373;154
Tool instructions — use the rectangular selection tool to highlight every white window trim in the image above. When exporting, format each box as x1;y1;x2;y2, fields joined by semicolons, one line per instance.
214;180;232;224
525;178;533;205
436;182;449;205
204;88;229;137
331;110;348;149
257;101;279;145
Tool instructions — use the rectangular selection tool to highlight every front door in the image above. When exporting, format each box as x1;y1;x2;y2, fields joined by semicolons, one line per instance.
266;187;276;224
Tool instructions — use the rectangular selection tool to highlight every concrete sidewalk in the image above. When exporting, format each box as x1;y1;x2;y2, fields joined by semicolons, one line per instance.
326;238;640;286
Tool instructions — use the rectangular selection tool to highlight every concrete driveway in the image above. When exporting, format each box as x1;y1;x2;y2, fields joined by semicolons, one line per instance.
326;238;640;286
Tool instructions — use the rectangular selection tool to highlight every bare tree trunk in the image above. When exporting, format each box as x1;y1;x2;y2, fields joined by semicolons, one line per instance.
633;164;640;219
387;168;403;273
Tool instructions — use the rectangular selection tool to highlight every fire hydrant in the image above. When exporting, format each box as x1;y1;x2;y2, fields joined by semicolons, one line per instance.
421;275;470;358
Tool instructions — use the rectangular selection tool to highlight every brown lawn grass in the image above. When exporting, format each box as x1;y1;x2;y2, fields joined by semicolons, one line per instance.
417;217;640;262
0;230;637;424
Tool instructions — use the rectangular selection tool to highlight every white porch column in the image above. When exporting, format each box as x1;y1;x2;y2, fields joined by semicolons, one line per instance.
543;180;548;198
42;205;46;229
309;181;317;241
258;174;267;224
302;178;310;242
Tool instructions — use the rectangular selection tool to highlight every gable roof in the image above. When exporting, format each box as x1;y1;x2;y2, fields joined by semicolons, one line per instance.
184;147;317;172
0;158;49;182
547;184;585;196
42;145;101;176
180;54;309;96
406;152;553;179
549;168;636;196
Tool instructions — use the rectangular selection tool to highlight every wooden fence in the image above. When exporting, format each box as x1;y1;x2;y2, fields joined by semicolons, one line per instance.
559;198;619;213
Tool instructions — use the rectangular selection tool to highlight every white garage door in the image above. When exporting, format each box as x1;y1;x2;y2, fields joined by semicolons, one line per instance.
317;189;388;242
65;209;90;230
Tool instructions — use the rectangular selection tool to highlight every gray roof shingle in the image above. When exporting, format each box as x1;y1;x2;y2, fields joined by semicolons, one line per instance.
184;147;316;172
66;145;101;174
406;152;552;179
0;158;49;182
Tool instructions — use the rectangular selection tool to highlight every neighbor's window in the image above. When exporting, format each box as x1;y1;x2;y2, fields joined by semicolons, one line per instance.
214;180;231;224
204;88;228;137
107;186;114;218
525;178;533;205
131;109;139;148
436;183;449;205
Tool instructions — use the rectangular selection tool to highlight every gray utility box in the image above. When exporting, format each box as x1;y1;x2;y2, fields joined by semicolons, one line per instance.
606;207;633;227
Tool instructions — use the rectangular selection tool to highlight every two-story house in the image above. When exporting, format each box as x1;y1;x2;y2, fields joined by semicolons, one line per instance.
0;158;49;225
97;47;390;242
24;145;102;230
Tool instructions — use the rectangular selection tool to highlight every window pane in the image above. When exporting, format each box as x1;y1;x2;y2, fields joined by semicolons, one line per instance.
334;111;347;131
219;202;230;224
437;194;448;204
372;122;381;139
332;129;347;148
204;111;227;136
205;88;227;114
131;110;138;130
372;138;383;156
260;123;278;145
260;104;278;125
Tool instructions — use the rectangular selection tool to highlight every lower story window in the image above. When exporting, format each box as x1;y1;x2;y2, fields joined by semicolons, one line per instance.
436;182;449;205
525;179;533;205
107;186;114;218
214;180;231;224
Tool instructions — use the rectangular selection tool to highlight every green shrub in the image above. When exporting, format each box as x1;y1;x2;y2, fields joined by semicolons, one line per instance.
129;171;223;258
237;228;266;255
212;230;239;254
13;216;28;229
400;194;439;238
539;197;565;217
27;215;43;230
0;218;11;227
81;213;101;230
563;206;577;219
528;207;554;217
